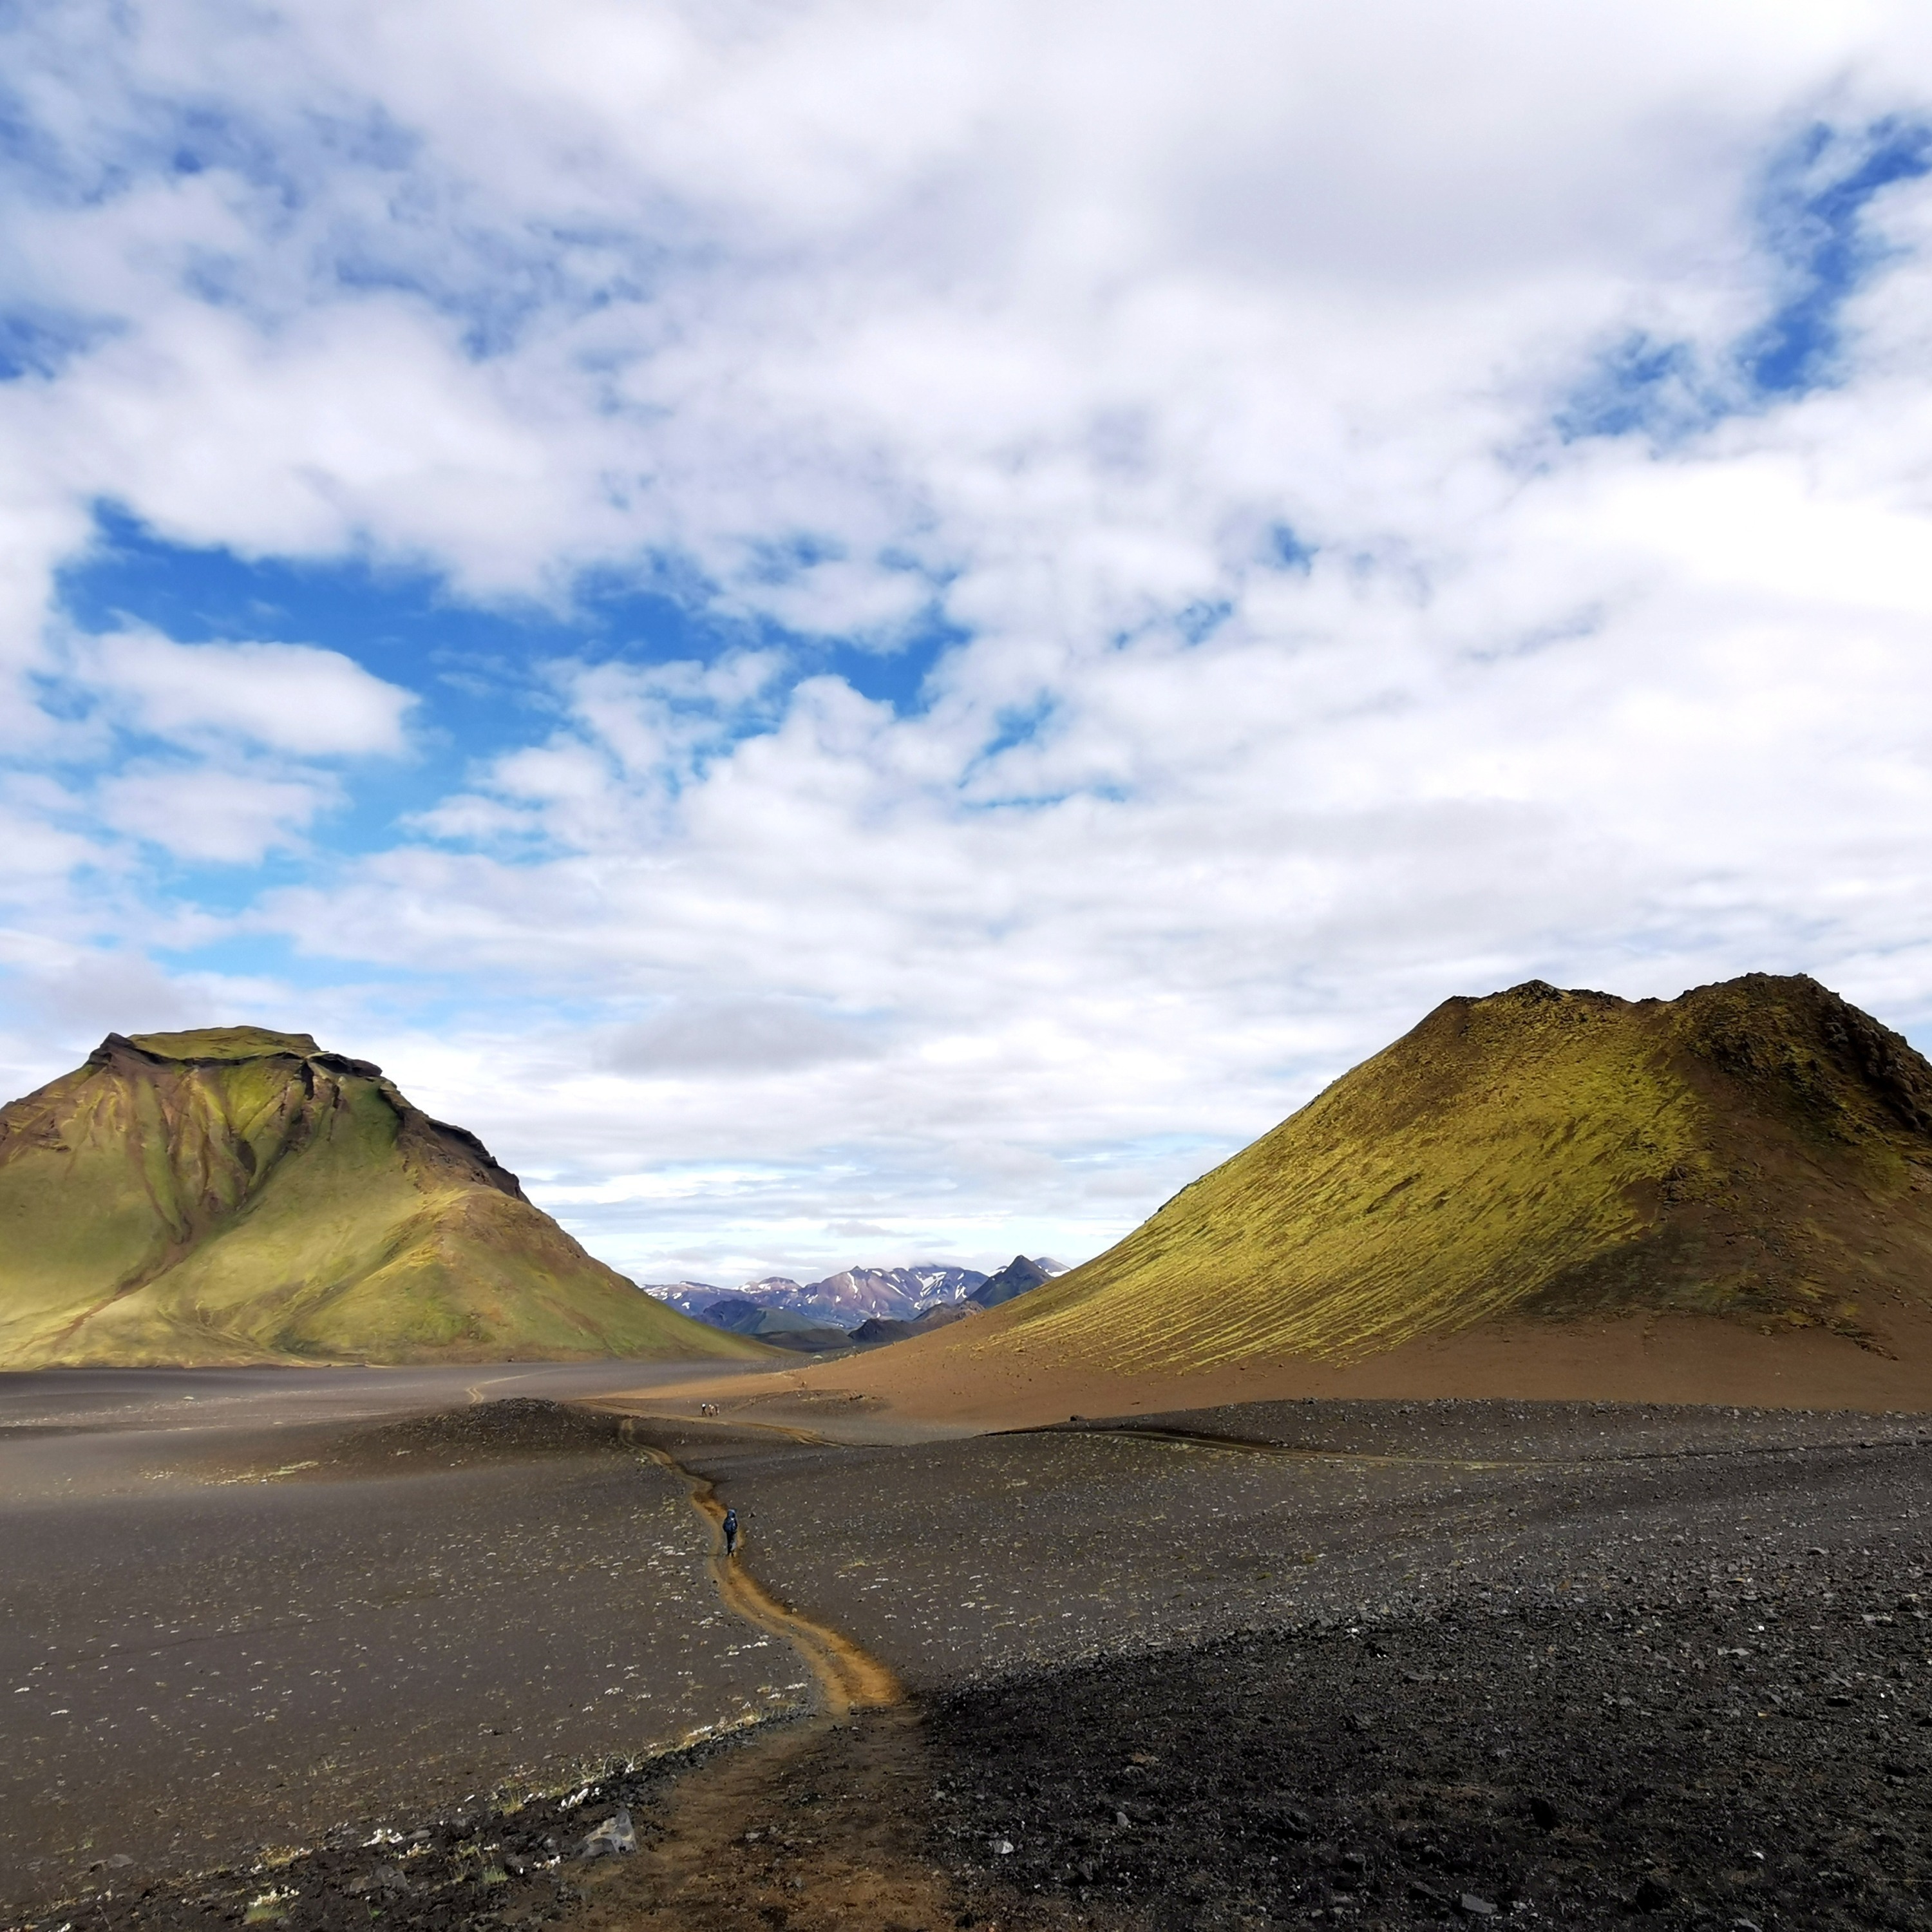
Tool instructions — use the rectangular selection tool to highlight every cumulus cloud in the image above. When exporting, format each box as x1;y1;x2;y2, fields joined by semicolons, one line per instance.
97;763;338;863
82;630;415;755
2;1;1932;1278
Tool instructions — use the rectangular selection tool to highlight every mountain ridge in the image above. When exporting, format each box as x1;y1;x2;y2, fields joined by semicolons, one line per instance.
999;974;1932;1372
649;1258;1066;1330
808;974;1932;1409
0;1028;771;1368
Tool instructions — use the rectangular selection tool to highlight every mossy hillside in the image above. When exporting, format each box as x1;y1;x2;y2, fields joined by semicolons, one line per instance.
0;1030;771;1367
0;1039;312;1338
987;976;1932;1375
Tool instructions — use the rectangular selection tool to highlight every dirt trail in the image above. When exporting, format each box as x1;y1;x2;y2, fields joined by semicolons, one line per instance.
560;1429;971;1931
564;1705;971;1932
623;1425;902;1716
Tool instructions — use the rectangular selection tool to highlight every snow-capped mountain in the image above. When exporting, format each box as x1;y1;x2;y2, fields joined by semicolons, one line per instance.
645;1262;1010;1329
802;1266;989;1323
638;1279;728;1309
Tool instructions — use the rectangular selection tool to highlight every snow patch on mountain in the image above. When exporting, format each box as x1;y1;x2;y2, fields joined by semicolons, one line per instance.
643;1258;1068;1331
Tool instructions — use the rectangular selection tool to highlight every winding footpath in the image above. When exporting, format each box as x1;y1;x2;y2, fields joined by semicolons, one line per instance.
620;1421;902;1718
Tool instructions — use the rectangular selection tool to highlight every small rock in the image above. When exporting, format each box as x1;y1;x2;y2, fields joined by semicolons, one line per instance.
1458;1895;1497;1918
992;1838;1015;1856
106;1855;133;1870
1115;1810;1130;1828
579;1808;636;1859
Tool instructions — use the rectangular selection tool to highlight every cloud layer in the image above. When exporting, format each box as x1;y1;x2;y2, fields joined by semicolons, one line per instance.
3;2;1932;1282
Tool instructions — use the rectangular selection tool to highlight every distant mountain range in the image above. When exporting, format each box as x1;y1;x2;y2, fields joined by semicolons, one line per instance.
646;1256;1068;1341
689;1298;855;1353
848;1303;978;1347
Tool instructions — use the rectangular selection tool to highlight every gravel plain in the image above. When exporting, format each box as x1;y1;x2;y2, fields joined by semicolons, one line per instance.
8;1390;1932;1932
0;1378;804;1911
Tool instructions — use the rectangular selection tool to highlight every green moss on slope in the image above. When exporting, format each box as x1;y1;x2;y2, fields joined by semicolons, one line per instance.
998;975;1932;1374
0;1031;771;1368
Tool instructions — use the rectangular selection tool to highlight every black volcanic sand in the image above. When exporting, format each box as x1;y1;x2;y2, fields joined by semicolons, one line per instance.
933;1549;1932;1931
11;1396;1932;1932
0;1376;806;1911
639;1400;1932;1689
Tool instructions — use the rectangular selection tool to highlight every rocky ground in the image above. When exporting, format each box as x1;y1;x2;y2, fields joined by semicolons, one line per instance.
0;1387;807;1908
648;1399;1932;1692
936;1549;1932;1930
8;1394;1932;1932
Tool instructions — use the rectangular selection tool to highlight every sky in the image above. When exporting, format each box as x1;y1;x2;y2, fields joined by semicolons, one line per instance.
3;3;1932;1289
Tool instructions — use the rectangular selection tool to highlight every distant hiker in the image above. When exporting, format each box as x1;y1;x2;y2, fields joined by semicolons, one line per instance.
722;1508;739;1558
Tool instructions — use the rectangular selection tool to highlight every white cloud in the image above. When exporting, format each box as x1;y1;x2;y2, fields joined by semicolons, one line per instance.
3;2;1932;1276
610;999;882;1075
98;764;338;863
80;630;416;755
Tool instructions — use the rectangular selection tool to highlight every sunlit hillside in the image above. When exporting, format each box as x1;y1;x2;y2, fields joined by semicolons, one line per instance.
983;975;1932;1374
0;1028;774;1368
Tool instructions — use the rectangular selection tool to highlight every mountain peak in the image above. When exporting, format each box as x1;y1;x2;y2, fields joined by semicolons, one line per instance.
1;1030;771;1368
974;972;1932;1376
971;1254;1062;1307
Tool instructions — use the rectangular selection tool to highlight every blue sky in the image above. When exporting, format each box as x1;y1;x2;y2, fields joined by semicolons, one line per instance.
4;2;1932;1285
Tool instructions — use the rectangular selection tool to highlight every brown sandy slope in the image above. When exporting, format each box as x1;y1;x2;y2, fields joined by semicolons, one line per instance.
0;1028;772;1368
661;974;1932;1426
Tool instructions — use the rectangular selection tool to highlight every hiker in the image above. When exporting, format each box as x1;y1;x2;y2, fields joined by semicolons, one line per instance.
722;1507;739;1558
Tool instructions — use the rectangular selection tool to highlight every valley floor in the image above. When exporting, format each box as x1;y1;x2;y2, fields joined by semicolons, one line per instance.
5;1375;1932;1930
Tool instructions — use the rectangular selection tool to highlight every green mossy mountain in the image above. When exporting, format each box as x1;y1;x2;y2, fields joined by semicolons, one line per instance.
999;974;1932;1373
0;1028;773;1367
